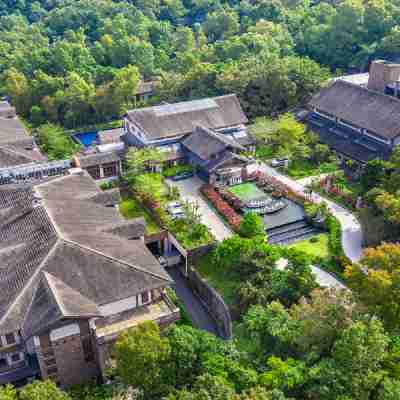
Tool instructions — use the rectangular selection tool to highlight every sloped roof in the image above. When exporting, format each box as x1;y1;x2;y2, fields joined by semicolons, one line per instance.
126;94;248;140
309;80;400;140
23;272;101;338
0;113;46;167
0;173;171;336
181;125;245;160
75;151;121;168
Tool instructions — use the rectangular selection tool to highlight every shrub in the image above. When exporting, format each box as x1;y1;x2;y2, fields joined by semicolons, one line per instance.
163;164;194;178
201;184;242;230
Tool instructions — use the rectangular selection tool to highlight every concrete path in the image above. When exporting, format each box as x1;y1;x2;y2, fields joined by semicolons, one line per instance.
168;177;233;242
276;258;347;289
259;163;363;263
168;268;219;335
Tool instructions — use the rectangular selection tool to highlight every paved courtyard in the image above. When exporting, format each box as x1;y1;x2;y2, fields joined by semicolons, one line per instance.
168;177;233;242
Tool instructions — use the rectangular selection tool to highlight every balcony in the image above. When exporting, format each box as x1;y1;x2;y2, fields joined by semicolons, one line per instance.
95;296;180;344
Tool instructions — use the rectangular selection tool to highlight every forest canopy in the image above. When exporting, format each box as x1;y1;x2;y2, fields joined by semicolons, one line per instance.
4;0;395;128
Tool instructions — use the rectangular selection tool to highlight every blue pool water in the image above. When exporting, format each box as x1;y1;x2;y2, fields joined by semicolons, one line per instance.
74;131;99;147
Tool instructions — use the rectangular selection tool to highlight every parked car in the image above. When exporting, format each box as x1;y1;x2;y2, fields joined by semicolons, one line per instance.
167;201;181;210
271;158;289;168
172;171;194;181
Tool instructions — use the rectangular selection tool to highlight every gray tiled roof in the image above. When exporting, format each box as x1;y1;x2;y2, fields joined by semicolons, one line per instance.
0;116;46;167
126;94;248;140
181;125;245;160
309;80;400;140
0;173;171;336
76;151;121;168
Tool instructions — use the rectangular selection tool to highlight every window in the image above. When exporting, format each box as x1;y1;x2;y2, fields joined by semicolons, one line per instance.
0;358;7;368
10;353;21;363
86;166;101;180
103;163;118;178
141;291;150;304
5;333;15;345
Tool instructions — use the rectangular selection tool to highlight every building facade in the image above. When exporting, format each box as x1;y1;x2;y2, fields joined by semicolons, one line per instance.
0;172;178;387
307;60;400;163
122;94;255;178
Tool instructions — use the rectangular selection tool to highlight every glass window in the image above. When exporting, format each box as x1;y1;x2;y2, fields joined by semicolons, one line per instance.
5;333;15;345
11;353;21;363
0;358;7;368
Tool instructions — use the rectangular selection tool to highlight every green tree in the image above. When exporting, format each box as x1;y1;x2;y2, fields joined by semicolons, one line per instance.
239;212;265;238
0;385;17;400
345;242;400;331
20;380;71;400
115;322;171;398
110;64;141;111
37;123;80;160
125;147;166;180
309;318;389;400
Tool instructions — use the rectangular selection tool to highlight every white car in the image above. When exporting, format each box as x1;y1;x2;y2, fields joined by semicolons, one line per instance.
271;158;289;168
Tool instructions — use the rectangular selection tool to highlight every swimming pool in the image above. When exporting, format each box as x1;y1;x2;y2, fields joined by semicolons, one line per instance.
74;131;99;148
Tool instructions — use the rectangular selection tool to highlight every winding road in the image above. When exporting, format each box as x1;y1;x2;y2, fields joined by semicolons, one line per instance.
259;163;363;263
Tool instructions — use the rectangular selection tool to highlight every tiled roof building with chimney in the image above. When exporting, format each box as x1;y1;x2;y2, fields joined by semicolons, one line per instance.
307;60;400;163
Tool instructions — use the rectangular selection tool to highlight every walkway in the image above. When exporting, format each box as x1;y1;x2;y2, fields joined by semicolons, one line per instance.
276;258;346;290
168;177;233;242
259;163;363;263
168;268;219;335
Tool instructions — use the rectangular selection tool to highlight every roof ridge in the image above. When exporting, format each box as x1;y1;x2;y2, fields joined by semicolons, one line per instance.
335;79;400;103
0;145;35;162
0;238;61;327
60;238;171;283
41;272;68;317
34;173;71;189
41;272;101;318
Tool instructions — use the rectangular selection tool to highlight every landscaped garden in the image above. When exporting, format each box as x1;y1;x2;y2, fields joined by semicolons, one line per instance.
228;182;268;203
250;113;339;178
119;197;161;235
310;172;362;210
288;233;329;259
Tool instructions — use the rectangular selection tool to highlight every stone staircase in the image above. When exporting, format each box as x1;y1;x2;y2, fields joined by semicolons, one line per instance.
267;219;320;245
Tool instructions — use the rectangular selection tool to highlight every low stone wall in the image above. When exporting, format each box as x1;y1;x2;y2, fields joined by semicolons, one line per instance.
187;243;216;265
179;264;232;340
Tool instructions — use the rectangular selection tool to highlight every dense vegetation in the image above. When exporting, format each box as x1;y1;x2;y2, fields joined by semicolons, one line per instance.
4;0;398;128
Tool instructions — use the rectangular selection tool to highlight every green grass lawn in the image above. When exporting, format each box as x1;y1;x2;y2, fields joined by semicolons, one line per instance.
119;198;161;235
288;233;329;258
195;254;240;307
229;182;267;202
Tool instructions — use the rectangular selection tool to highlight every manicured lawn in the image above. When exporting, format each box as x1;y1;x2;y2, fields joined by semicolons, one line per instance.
195;254;240;307
229;182;267;203
288;234;329;258
119;198;161;235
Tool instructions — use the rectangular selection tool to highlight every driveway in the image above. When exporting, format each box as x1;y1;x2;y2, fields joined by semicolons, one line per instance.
169;268;219;335
168;177;233;242
259;163;363;263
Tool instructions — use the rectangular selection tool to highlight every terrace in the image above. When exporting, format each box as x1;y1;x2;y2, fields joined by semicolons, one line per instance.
228;182;320;244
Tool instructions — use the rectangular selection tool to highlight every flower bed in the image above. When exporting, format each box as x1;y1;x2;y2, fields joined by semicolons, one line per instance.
256;174;309;205
201;184;242;230
316;176;358;210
